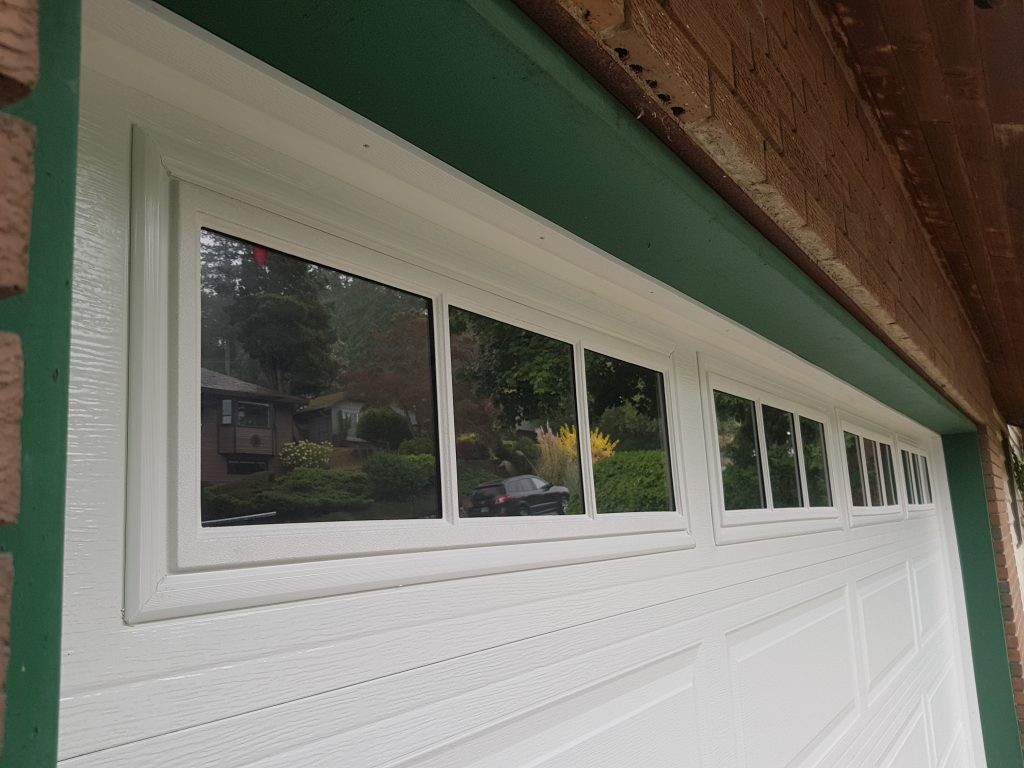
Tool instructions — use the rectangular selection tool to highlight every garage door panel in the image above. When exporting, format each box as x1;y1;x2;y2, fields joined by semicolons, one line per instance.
858;564;918;696
883;710;931;768
727;589;858;768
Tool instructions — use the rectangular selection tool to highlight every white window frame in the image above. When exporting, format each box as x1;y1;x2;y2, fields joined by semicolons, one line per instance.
701;365;843;544
126;126;693;622
838;414;904;525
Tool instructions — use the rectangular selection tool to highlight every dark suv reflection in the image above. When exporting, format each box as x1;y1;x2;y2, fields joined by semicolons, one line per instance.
463;474;570;517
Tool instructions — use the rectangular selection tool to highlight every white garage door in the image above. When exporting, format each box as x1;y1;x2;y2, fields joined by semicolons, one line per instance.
61;3;983;766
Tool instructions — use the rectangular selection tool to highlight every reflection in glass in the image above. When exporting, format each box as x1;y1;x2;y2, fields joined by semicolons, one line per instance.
920;456;932;503
584;350;674;513
800;417;832;507
845;432;866;506
199;229;441;526
880;444;897;505
863;438;882;506
763;405;802;508
912;454;924;503
449;307;583;517
714;391;766;510
902;450;917;505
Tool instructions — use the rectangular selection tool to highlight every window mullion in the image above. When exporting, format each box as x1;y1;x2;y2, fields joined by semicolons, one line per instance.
794;414;810;509
574;343;598;519
876;442;889;506
755;400;775;511
435;297;461;526
858;436;872;506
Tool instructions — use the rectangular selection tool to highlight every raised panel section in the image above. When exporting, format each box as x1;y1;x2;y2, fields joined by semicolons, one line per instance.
456;662;700;768
728;589;857;768
914;556;948;638
883;710;930;768
928;666;962;765
859;565;917;692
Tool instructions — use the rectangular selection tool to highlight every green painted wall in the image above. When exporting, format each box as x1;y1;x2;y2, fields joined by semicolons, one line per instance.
945;433;1023;766
158;0;972;435
0;1;80;765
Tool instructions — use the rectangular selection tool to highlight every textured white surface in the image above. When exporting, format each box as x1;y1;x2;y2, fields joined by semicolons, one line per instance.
61;2;985;766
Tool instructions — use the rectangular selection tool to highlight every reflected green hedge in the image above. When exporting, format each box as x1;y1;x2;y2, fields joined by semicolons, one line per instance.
363;452;436;500
593;450;672;513
202;468;371;521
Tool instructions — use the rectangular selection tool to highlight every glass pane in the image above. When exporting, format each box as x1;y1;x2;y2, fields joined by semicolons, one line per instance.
584;350;674;513
762;405;802;508
863;438;882;507
714;391;766;510
845;432;866;506
449;307;583;517
902;450;917;505
880;444;897;506
199;229;441;526
912;454;924;503
800;417;832;507
920;456;932;503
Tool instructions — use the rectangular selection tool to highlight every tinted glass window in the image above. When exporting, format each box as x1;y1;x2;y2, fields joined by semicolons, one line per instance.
199;229;441;526
863;438;882;506
880;443;898;505
902;450;917;505
845;432;866;506
449;307;583;516
920;456;932;503
912;454;925;503
800;417;832;507
714;391;766;510
763;405;802;508
585;350;674;513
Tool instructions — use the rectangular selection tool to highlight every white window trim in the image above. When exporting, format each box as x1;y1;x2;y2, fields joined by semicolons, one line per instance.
126;124;694;622
700;364;843;544
838;413;905;526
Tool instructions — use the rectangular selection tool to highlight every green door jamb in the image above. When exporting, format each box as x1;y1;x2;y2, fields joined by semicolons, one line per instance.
945;432;1024;767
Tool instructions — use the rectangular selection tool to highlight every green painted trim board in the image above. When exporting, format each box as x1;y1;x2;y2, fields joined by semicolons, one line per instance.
0;0;80;765
156;0;972;435
944;433;1024;766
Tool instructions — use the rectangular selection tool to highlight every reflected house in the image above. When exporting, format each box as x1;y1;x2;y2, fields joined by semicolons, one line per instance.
293;391;365;446
200;368;305;483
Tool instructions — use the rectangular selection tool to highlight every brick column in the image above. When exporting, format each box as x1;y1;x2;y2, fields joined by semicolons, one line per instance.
0;0;37;750
979;426;1024;745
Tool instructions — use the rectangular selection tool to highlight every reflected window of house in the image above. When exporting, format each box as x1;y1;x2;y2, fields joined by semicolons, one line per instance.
199;228;441;526
583;350;674;513
448;306;584;517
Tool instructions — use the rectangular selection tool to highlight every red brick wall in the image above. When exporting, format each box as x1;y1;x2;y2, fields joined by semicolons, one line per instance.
533;0;994;425
518;0;1024;744
0;0;37;749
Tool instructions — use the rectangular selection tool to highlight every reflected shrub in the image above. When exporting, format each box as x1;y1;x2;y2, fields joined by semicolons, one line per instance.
398;436;436;455
280;440;333;470
364;452;436;500
201;468;372;521
356;407;413;449
593;450;672;513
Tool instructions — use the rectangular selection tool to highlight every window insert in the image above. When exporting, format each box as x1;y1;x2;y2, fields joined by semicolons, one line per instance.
900;445;935;509
705;372;840;541
841;421;903;520
124;134;691;621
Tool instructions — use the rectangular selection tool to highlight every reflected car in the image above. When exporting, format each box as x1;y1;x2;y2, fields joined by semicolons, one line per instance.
464;474;570;516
